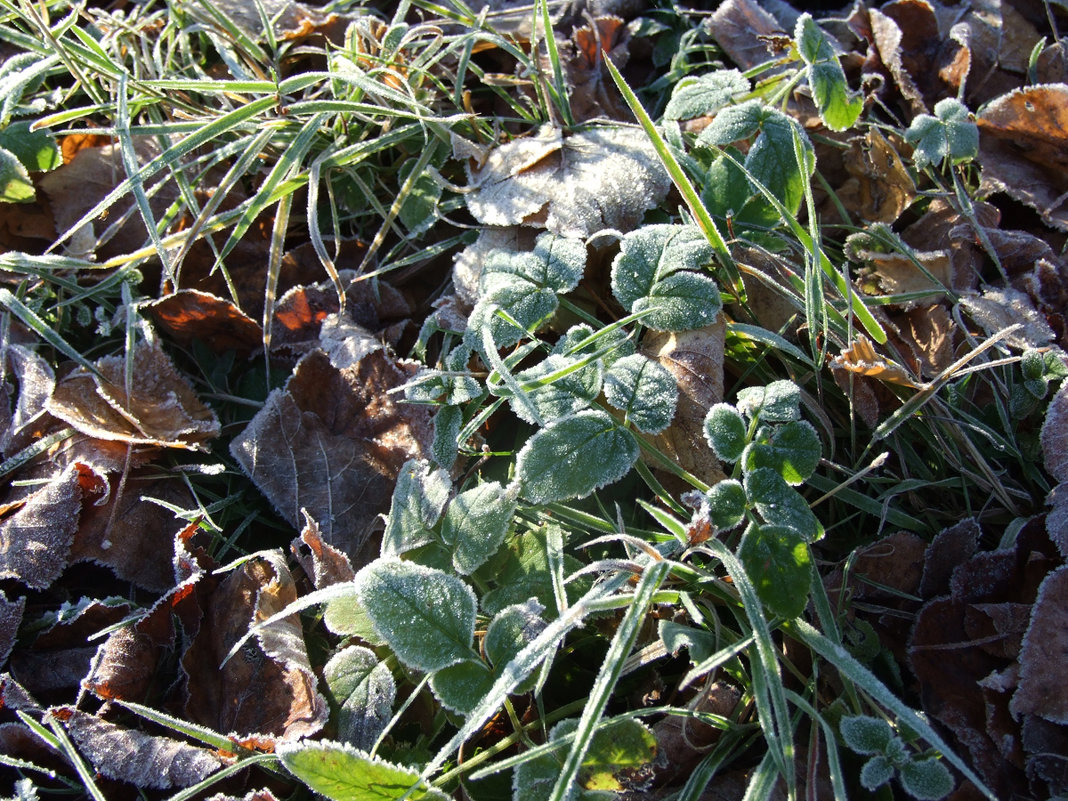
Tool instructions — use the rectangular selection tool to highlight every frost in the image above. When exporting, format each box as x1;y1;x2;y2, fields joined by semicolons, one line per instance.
610;224;722;332
663;69;749;121
355;559;476;673
905;98;978;169
463;125;671;238
742;420;821;485
703;403;747;462
704;479;747;531
497;353;603;426
381;459;451;557
553;323;635;367
440;481;517;575
323;646;395;751
603;353;678;434
736;380;801;422
514;410;639;504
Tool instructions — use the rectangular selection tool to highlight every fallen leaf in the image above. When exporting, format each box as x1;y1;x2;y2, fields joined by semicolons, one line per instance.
920;517;982;599
641;322;727;488
231;348;434;558
1;343;55;454
182;551;328;740
1043;382;1068;484
144;290;262;356
707;0;785;72
840;128;916;224
551;15;632;122
0;463;92;590
291;510;355;589
462;124;671;238
1010;565;1068;723
0;590;24;666
832;334;921;388
961;287;1058;351
62;708;224;789
451;225;538;309
1020;713;1068;797
47;338;220;451
1046;484;1068;561
650;682;741;785
895;303;955;378
977;84;1068;231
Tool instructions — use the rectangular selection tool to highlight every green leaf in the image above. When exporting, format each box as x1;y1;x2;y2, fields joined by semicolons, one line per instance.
279;741;449;801
554;323;635;367
701;145;777;227
795;14;863;131
381;459;452;557
703;479;748;531
904;98;978;169
0;145;34;203
659;620;719;664
603;354;678;434
744;468;823;542
0;122;61;173
429;659;496;715
610;224;721;332
485;599;548;694
499;353;603;426
899;758;955;800
514;410;639;503
699;101;815;217
355;559;477;672
467;286;558;350
432;405;463;469
742;420;821;485
663;69;750;121
483;232;586;294
323;646;395;751
323;593;383;642
479;525;587;615
736;380;801;422
737;523;812;619
839;714;894;755
860;755;895;791
703;403;748;462
441;481;517;575
398;160;442;234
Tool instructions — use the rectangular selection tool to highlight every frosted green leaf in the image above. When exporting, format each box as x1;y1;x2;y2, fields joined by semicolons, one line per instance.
323;593;382;642
482;232;586;294
429;659;495;715
498;353;603;426
485;599;547;694
466;286;558;350
904;98;978;169
610;224;721;332
355;559;476;673
398;160;442;234
479;525;587;615
795;14;863;132
742;420;821;485
704;479;747;531
699;102;815;218
279;740;449;801
736;380;801;422
431;404;462;469
899;757;955;800
703;403;747;462
860;756;895;791
0;146;33;203
663;69;750;121
659;620;718;664
0;122;60;173
839;715;894;755
440;481;517;575
554;323;635;367
701;145;777;228
744;467;823;542
603;354;678;434
405;348;482;406
737;523;811;619
323;646;395;750
381;460;452;557
514;410;639;503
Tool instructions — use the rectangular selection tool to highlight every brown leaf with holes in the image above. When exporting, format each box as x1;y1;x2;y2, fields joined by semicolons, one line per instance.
977;84;1068;231
0;463;94;590
182;551;328;740
640;323;727;490
231;347;434;558
62;708;224;789
1011;566;1068;723
46;339;219;451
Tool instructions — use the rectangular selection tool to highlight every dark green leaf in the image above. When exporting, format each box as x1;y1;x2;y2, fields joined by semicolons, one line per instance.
744;467;823;542
904;98;978;168
703;403;747;462
429;659;496;715
736;523;812;619
441;481;517;574
381;460;451;557
704;479;748;531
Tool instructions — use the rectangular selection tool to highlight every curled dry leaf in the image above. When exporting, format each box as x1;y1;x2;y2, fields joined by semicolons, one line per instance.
291;510;356;589
977;84;1068;231
641;322;727;488
47;339;220;451
462;124;671;238
0;463;94;590
182;551;328;740
62;709;224;790
550;15;631;122
231;348;434;558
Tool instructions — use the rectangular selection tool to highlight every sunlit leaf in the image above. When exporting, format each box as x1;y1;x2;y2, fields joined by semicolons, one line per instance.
381;459;451;557
663;69;749;121
736;523;812;619
703;403;747;462
485;599;547;694
499;353;603;426
440;481;516;575
744;468;823;542
742;420;821;485
279;740;449;801
795;14;862;131
429;659;495;715
704;479;747;531
904;98;978;169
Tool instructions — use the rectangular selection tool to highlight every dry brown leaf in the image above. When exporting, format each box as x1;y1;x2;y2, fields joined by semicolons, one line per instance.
960;286;1057;352
231;348;434;557
641;323;727;488
550;15;631;122
144;290;262;356
651;681;742;786
182;551;328;740
61;708;224;789
896;304;955;378
920;517;982;599
707;0;785;72
1020;714;1068;797
832;334;922;388
1011;565;1068;723
47;339;219;451
1046;484;1068;561
1043;382;1068;484
291;510;355;589
977;84;1068;232
0;591;24;667
841;128;916;224
462;124;671;237
0;463;91;590
1;344;55;454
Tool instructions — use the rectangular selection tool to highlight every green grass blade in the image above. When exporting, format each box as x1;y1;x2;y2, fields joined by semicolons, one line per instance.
0;288;100;376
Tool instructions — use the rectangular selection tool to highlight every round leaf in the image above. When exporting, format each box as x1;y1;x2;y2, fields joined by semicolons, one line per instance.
500;353;603;426
704;479;747;531
735;380;801;422
664;69;749;121
603;353;678;434
744;467;823;542
485;599;547;694
839;714;895;755
355;559;477;673
736;523;812;619
859;756;895;791
703;403;747;462
429;659;496;715
742;420;821;485
514;410;639;504
899;757;955;800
